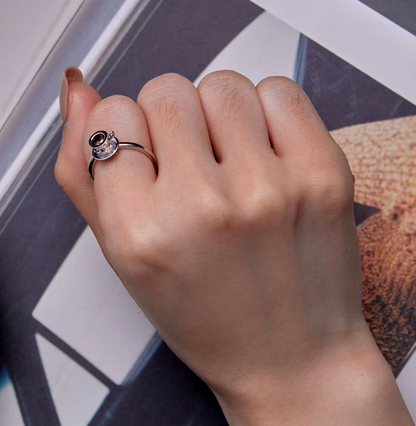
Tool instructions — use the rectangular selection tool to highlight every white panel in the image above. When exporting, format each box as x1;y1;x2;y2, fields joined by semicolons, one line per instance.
251;0;416;105
36;334;108;426
397;351;416;421
0;0;85;130
0;378;25;426
194;11;299;86
33;227;155;384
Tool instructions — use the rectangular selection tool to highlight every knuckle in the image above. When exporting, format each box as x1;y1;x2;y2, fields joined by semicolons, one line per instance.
156;95;181;130
198;70;246;91
257;76;315;122
239;187;286;228
192;189;234;234
140;73;191;97
138;73;194;132
198;70;255;121
257;76;300;97
309;168;354;217
89;95;136;120
257;75;293;87
191;184;286;234
102;218;174;277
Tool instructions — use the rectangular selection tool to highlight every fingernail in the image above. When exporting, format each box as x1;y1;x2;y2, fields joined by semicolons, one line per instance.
59;66;83;122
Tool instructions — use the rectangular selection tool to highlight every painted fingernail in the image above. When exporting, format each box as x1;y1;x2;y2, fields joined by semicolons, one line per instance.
59;66;83;122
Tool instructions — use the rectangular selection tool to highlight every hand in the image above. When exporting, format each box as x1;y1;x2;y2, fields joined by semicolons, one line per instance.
56;69;413;425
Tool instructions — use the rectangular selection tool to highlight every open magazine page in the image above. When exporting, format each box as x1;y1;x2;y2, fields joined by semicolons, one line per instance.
251;0;416;105
0;0;415;425
252;0;416;419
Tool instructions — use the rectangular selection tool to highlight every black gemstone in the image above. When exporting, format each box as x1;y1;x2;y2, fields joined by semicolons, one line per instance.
89;131;107;148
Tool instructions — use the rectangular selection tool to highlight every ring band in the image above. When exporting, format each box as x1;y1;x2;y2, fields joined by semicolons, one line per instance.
88;130;157;181
88;142;158;181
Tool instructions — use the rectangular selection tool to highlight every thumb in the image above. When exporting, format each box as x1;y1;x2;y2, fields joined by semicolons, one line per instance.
55;67;103;239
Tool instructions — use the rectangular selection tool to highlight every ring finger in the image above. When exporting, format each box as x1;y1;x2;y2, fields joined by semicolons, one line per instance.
197;70;272;165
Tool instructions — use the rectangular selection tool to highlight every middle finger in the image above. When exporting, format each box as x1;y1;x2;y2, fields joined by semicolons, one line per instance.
137;73;217;177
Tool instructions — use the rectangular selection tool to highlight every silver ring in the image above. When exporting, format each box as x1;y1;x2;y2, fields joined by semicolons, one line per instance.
88;130;158;181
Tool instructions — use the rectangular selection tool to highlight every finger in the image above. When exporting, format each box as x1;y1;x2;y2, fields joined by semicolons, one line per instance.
197;70;271;164
55;72;102;238
257;77;354;218
137;73;216;176
82;95;156;229
256;77;348;172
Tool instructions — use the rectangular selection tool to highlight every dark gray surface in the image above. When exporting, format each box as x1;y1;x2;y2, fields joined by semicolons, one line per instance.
359;0;416;36
298;36;416;131
94;0;264;98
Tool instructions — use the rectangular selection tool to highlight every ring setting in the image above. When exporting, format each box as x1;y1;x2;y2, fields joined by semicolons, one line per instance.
89;130;120;160
88;130;157;181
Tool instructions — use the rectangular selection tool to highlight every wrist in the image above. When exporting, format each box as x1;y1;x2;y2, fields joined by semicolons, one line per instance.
213;328;413;426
